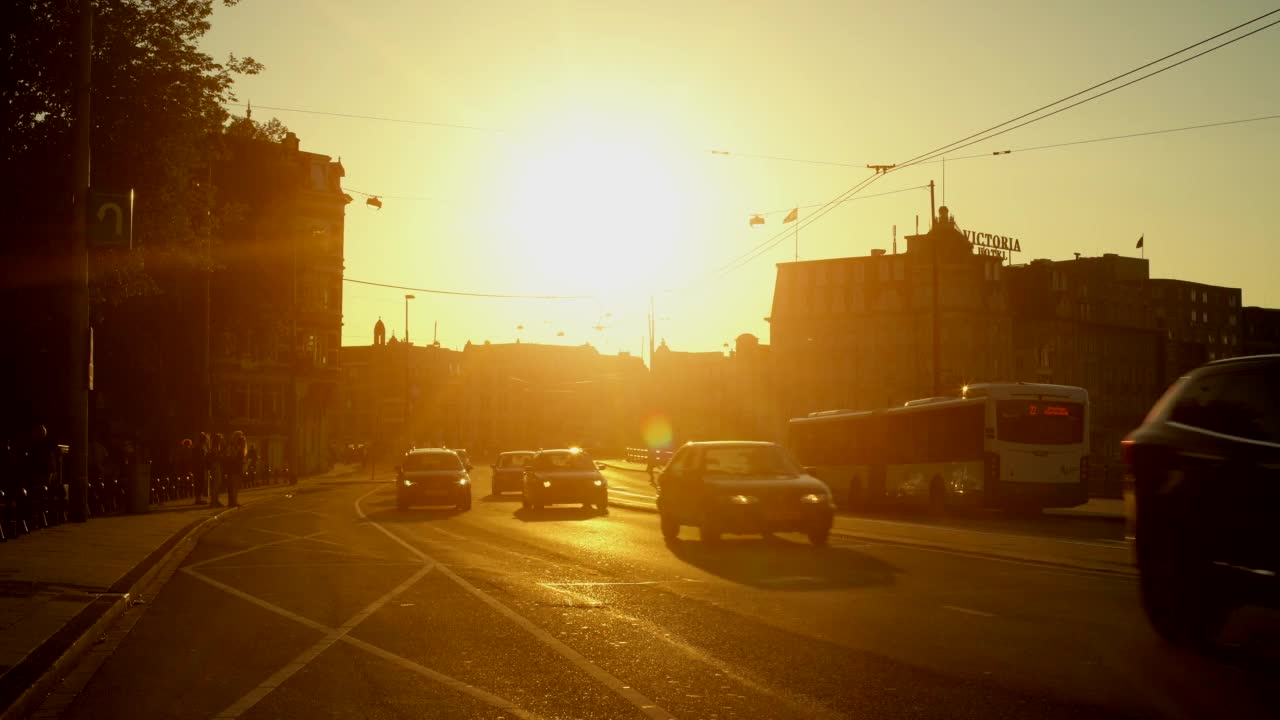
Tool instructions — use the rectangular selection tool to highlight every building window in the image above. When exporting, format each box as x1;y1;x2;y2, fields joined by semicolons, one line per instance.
1228;296;1237;307
1202;291;1209;303
1190;310;1196;323
1229;314;1237;326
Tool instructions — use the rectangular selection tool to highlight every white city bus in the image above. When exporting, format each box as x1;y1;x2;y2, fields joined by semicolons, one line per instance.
787;382;1090;511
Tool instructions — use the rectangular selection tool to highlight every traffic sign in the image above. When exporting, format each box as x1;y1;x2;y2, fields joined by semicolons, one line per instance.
88;189;133;249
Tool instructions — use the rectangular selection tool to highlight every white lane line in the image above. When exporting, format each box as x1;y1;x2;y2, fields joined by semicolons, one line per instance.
848;516;1128;549
186;531;329;571
213;564;435;718
832;533;1136;582
247;527;349;548
542;581;663;587
251;509;332;522
943;604;996;618
607;488;656;500
357;488;677;720
208;562;423;570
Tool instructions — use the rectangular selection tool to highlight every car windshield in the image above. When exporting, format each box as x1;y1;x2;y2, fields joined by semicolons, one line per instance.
498;453;533;468
403;453;463;472
702;446;801;477
531;451;596;471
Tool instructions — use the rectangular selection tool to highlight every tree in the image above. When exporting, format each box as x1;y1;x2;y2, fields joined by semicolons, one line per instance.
0;0;267;450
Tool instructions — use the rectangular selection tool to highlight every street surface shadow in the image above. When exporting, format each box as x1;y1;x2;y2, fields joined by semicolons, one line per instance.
481;493;522;503
845;504;1125;542
665;535;898;591
513;506;607;523
1207;607;1280;674
359;496;467;523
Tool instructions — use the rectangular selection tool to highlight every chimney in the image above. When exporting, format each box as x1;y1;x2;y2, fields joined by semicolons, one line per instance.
870;249;887;257
282;131;300;153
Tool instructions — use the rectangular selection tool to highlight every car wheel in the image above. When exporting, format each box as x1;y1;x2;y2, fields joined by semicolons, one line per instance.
660;511;679;541
1137;502;1232;648
457;494;472;511
595;495;609;515
807;526;831;546
700;524;721;543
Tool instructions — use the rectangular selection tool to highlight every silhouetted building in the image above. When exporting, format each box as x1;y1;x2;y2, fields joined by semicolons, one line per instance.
210;131;350;474
1148;279;1243;380
1005;254;1162;491
453;342;648;454
334;322;462;457
767;206;1011;419
1242;306;1280;356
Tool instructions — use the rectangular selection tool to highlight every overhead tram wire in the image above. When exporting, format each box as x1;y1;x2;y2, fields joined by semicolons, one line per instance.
943;113;1280;161
684;11;1280;287
343;277;595;301
224;102;503;134
890;15;1280;176
889;7;1280;172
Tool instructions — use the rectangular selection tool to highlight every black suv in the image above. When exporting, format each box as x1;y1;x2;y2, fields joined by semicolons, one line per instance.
656;441;835;545
1123;354;1280;648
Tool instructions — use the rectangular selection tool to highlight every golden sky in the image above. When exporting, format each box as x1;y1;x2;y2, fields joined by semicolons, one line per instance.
202;0;1280;357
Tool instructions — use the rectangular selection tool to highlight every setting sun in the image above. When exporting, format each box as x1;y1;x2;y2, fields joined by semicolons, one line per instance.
500;123;697;299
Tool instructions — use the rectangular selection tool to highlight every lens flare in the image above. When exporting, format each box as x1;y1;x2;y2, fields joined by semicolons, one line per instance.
642;414;673;449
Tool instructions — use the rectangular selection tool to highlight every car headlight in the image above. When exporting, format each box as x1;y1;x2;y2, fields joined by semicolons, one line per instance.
800;493;827;504
727;494;758;505
402;479;413;487
457;477;469;486
593;479;603;486
542;480;552;488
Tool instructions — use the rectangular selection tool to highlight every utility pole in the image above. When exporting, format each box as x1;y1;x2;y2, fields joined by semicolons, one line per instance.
404;294;414;344
66;0;93;522
929;181;936;229
867;164;895;175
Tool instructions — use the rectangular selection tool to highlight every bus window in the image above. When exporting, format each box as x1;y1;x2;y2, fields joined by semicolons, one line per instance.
996;400;1084;445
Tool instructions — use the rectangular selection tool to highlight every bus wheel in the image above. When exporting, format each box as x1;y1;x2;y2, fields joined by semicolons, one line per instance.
700;524;722;543
928;477;946;515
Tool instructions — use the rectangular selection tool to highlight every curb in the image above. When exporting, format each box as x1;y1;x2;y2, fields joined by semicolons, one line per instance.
0;480;300;720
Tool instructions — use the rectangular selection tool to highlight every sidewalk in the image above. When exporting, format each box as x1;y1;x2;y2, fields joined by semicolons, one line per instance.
0;465;358;720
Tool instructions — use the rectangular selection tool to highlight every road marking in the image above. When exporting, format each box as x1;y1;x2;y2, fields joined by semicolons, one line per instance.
943;604;996;618
607;488;657;500
247;526;349;548
212;564;435;718
831;533;1136;582
186;531;329;570
207;562;423;570
251;509;332;522
541;581;663;587
184;521;543;718
848;516;1128;549
357;488;677;720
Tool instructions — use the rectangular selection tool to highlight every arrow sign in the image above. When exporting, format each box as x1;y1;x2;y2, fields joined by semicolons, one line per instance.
88;189;133;249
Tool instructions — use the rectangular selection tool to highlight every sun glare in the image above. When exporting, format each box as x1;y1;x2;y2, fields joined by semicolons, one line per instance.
503;128;692;297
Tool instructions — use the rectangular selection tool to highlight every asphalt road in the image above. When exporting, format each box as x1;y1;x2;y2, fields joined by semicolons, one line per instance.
50;467;1280;719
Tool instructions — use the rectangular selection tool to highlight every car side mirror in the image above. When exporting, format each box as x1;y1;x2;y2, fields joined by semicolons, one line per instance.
595;462;606;471
466;463;474;471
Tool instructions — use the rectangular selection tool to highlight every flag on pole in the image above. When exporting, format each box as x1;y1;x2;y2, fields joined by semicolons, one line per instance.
1136;234;1144;249
783;207;798;223
749;214;765;227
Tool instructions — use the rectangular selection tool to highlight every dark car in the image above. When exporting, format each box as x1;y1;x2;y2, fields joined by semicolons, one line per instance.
656;441;835;545
491;450;535;495
450;448;473;471
1123;354;1280;648
396;448;472;511
522;448;608;513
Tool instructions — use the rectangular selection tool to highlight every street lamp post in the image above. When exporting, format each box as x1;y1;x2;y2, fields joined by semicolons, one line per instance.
403;294;414;450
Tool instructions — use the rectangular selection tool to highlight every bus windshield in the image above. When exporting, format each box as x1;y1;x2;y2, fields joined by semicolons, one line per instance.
996;400;1084;445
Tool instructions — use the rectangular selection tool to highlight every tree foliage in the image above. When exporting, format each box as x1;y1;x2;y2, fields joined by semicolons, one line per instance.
0;0;269;443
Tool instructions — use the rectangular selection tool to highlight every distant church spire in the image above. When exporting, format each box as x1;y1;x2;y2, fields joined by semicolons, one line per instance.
373;317;386;346
246;100;252;120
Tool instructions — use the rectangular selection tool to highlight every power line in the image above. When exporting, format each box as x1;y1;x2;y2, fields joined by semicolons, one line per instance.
896;15;1280;173
343;277;595;300
945;113;1280;161
892;7;1280;171
225;102;502;134
753;184;928;218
